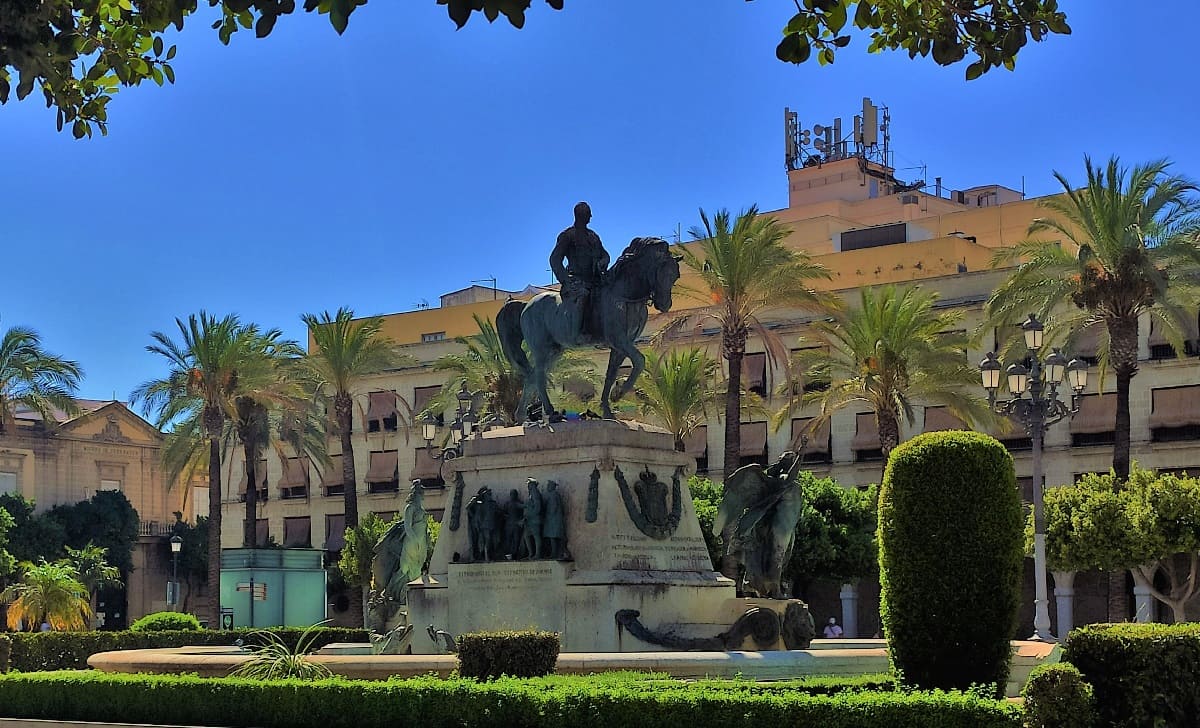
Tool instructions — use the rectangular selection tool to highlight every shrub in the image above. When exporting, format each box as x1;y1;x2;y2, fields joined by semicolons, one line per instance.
230;623;333;681
6;626;368;672
130;611;202;632
0;634;9;673
1022;662;1094;728
0;670;1023;727
878;431;1023;695
1063;623;1200;727
457;630;559;680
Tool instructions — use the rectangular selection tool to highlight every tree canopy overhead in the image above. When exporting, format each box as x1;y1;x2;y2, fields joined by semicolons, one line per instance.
2;1;1069;138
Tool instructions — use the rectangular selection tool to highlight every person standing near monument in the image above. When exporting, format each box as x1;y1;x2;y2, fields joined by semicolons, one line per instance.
549;201;610;341
542;480;566;559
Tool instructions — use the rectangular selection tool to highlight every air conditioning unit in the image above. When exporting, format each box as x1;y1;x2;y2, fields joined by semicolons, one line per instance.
901;194;919;205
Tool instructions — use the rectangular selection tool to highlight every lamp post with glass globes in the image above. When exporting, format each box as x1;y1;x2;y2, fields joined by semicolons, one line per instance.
169;535;183;611
979;313;1088;642
419;381;479;472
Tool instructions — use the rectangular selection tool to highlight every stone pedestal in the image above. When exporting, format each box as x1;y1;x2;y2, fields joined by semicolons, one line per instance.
408;420;787;653
1052;570;1075;638
839;583;859;638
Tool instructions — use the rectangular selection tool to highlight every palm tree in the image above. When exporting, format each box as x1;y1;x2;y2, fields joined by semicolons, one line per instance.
132;312;260;628
61;543;121;619
988;157;1200;481
633;348;722;452
777;284;991;462
230;330;307;548
426;314;595;425
2;561;92;631
664;206;836;477
0;324;83;434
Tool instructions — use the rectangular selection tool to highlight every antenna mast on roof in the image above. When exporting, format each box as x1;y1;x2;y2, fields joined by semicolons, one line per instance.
784;97;891;171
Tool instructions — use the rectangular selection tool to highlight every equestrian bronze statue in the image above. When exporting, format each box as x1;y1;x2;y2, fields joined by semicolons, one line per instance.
498;202;681;420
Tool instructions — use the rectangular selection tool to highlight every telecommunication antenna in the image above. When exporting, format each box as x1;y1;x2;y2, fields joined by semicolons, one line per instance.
784;97;890;171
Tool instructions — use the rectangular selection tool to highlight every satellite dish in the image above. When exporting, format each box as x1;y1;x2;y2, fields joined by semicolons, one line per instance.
813;124;826;135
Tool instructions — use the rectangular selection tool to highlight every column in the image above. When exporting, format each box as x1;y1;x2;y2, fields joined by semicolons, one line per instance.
1052;570;1076;638
839;582;859;638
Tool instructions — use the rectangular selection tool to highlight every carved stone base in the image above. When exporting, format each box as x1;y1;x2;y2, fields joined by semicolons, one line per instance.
408;420;745;653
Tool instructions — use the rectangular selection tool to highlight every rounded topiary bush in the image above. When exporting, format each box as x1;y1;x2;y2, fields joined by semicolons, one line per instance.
457;630;559;680
1023;662;1095;728
878;430;1023;694
129;611;202;632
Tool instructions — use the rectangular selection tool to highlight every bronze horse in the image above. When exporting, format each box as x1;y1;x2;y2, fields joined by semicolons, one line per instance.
497;237;680;420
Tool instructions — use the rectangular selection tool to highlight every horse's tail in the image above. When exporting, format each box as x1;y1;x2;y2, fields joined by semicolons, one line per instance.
496;300;531;379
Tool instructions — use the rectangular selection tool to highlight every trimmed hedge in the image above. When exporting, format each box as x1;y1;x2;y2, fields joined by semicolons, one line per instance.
1021;662;1094;728
130;611;202;632
0;671;1022;728
878;431;1023;695
457;630;559;679
0;634;9;673
6;626;368;672
1063;623;1200;727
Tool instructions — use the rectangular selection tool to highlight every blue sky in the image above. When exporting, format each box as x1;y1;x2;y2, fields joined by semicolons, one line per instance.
2;1;1197;405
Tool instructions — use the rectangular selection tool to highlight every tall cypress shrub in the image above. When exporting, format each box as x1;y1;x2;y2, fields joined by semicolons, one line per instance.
878;431;1023;694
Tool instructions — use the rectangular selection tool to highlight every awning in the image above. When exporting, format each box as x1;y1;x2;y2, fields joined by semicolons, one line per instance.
279;457;308;487
923;406;967;432
411;447;442;481
324;514;345;551
320;454;344;487
365;450;398;483
1149;315;1200;347
366;390;398;420
1150;386;1200;428
1069;394;1117;435
851;412;880;451
238;459;268;494
1073;325;1101;359
283;517;310;548
412;386;441;416
742;352;767;391
683;426;708;458
791;417;831;454
740;421;767;456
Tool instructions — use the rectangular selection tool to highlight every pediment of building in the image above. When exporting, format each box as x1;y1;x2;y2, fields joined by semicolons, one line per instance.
59;402;162;446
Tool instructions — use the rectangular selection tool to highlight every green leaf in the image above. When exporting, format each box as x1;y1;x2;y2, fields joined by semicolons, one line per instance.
818;47;835;66
72;119;87;139
853;0;875;29
776;34;813;64
163;64;175;84
256;13;278;37
153;36;164;56
166;45;177;60
965;61;985;81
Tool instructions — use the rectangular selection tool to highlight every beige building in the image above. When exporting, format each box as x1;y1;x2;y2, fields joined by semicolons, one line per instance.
1;400;200;626
226;154;1200;631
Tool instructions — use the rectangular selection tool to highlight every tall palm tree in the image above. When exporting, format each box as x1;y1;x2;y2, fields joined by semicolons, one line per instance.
0;324;82;434
777;284;991;462
300;308;400;625
2;561;92;631
427;314;595;425
132;312;259;628
633;348;723;452
988;157;1200;481
664;206;836;477
62;543;121;618
230;330;307;548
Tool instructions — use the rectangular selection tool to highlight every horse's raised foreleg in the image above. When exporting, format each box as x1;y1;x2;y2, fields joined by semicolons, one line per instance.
613;344;645;403
600;348;625;420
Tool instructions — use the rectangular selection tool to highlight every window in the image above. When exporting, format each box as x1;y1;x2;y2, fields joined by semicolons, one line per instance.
412;385;443;422
324;514;346;551
1070;394;1117;447
366;391;399;433
98;479;122;492
421;332;446;343
792;418;832;464
851;413;883;462
365;450;399;493
279;457;309;499
411;447;444;488
1150;386;1200;442
283;517;311;548
321;455;344;496
742;353;768;398
0;472;16;496
739;422;768;468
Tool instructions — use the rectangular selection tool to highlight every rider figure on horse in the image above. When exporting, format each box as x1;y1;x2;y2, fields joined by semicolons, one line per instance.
550;202;610;342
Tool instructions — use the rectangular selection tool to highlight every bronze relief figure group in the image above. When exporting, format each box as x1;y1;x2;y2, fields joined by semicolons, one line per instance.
464;477;568;563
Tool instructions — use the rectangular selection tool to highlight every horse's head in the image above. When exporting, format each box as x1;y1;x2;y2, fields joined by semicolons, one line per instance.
612;236;680;312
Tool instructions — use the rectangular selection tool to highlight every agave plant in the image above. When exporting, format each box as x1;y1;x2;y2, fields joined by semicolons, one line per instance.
229;621;333;680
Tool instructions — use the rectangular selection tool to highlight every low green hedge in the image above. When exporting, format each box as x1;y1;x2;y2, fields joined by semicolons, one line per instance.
1063;623;1200;728
130;611;203;632
6;627;368;672
1021;662;1094;728
0;671;1022;728
457;630;559;679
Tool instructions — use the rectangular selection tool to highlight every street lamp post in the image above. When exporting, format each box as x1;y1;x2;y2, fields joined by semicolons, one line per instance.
420;380;479;474
979;313;1088;642
169;535;183;611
